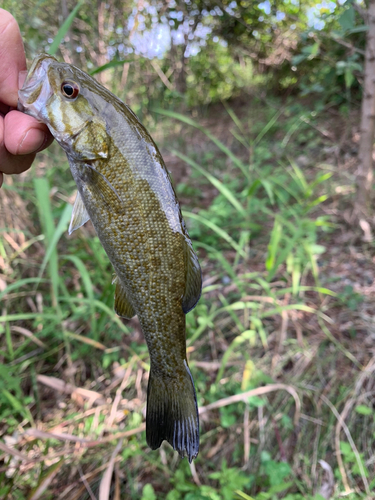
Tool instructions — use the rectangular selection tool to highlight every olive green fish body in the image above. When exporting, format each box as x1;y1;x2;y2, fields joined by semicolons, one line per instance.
18;55;201;461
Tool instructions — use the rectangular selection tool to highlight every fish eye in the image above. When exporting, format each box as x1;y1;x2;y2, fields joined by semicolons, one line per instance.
61;81;80;99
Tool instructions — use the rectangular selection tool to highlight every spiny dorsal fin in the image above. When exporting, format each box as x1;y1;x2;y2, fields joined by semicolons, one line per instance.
182;240;202;314
68;191;90;235
114;280;136;319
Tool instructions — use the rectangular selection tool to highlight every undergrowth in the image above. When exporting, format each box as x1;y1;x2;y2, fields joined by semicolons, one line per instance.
1;96;374;499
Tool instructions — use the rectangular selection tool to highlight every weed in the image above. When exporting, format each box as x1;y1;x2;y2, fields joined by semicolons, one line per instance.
0;94;372;498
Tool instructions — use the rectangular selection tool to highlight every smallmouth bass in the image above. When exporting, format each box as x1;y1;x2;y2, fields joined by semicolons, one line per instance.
18;54;202;462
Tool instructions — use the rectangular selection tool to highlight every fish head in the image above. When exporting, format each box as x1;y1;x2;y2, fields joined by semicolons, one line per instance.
18;54;108;158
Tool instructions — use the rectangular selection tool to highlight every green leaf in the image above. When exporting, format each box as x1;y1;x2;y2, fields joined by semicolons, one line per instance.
340;441;352;456
338;6;355;32
48;0;84;55
355;405;373;416
235;492;255;500
141;484;157;500
89;58;134;75
264;461;291;487
344;67;354;89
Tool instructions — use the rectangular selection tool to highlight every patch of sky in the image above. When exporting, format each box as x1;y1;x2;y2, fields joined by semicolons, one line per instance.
185;43;200;57
258;1;271;15
225;1;237;16
259;16;264;22
107;46;116;59
76;46;83;53
276;11;285;21
171;29;185;45
169;10;184;21
126;0;212;59
306;1;337;31
147;5;157;16
131;22;171;59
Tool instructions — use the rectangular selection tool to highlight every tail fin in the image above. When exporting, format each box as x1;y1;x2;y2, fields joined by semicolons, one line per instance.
146;360;199;463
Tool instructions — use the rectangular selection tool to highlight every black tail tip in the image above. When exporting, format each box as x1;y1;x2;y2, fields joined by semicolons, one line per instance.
147;415;200;463
146;363;200;462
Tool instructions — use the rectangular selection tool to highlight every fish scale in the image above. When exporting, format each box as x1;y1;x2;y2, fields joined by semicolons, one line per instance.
18;53;201;462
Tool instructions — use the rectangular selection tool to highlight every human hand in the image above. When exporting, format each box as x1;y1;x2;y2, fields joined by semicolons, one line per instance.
0;9;53;188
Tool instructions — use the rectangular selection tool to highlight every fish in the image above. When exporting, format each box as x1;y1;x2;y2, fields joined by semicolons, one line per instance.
18;54;202;462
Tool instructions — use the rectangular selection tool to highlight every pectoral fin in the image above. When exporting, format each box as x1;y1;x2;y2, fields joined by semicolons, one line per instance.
71;118;109;161
114;280;136;319
182;240;202;314
84;164;123;212
68;191;90;235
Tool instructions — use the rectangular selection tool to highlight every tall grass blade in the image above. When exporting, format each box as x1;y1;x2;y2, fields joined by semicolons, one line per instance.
266;218;282;273
3;389;33;423
172;150;246;216
216;330;255;383
183;211;247;258
90;58;133;76
48;0;84;56
33;178;59;305
253;108;284;146
221;100;246;133
62;254;96;334
288;158;308;192
28;461;64;500
152;108;249;179
37;203;72;283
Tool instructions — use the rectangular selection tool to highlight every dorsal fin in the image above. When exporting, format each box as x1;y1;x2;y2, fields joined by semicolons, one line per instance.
114;280;136;319
182;240;202;314
68;191;90;235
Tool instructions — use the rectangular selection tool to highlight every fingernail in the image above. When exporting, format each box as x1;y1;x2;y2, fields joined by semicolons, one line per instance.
18;70;28;90
18;130;48;155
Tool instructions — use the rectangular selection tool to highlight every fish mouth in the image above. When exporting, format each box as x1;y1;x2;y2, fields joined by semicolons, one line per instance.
17;54;56;120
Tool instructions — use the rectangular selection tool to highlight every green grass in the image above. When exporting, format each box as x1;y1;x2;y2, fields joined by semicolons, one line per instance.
0;95;372;499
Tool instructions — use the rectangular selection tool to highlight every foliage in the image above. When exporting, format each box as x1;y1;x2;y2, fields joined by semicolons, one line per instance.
0;0;374;498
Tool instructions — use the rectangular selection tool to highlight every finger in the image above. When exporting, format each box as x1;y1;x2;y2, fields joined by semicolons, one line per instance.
0;9;26;108
0;115;36;175
4;110;53;158
0;171;3;187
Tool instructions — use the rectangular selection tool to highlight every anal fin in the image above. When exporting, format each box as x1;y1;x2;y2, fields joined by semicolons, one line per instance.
114;280;136;319
69;191;90;235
